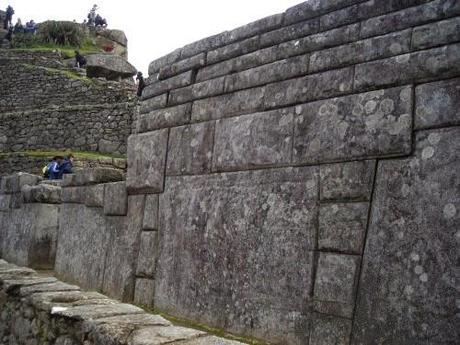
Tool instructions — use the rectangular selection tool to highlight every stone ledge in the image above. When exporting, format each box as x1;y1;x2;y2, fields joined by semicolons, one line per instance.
0;259;246;345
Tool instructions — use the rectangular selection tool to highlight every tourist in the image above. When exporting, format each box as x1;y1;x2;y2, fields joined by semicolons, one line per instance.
58;154;74;178
48;156;63;180
95;14;107;28
3;5;14;29
13;18;23;33
136;71;145;97
75;51;87;68
24;20;37;34
87;4;98;26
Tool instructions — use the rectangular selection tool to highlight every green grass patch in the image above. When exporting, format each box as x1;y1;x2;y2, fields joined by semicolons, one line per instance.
138;306;267;345
0;150;125;160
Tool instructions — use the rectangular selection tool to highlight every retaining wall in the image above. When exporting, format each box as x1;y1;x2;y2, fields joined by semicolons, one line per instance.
129;0;460;343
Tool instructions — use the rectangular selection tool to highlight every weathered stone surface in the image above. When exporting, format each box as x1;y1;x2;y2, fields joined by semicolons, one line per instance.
53;303;144;321
128;326;205;345
23;184;62;204
309;315;352;345
415;77;460;129
352;127;460;344
227;13;284;42
213;109;293;172
357;0;432;20
319;203;368;254
86;54;137;80
412;16;460;50
133;278;155;307
0;174;19;194
354;43;460;91
104;181;128;215
284;0;358;24
137;104;191;132
169;76;226;105
136;231;158;277
73;168;124;186
180;32;231;60
93;313;171;327
208;36;259;65
360;0;460;38
85;184;104;207
320;160;375;201
167;122;214;175
156;167;317;342
143;194;159;230
55;204;108;291
321;4;359;31
148;48;181;75
294;86;412;164
103;195;144;302
260;18;319;47
191;87;265;122
127;130;168;194
139;94;168;114
142;70;193;100
62;186;85;204
159;53;205;79
178;336;246;345
19;281;80;296
264;67;353;108
313;253;360;318
225;54;310;92
309;29;411;72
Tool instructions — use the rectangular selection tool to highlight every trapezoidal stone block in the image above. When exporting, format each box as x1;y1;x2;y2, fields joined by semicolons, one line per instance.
127;130;168;194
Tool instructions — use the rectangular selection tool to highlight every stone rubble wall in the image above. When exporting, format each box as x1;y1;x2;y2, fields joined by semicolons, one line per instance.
0;259;245;345
126;0;460;344
0;50;136;156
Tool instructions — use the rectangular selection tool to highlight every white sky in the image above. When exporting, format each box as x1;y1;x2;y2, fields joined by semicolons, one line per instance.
6;0;303;74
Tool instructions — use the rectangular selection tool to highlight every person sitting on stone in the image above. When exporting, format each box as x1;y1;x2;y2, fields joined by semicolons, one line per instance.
48;156;64;180
95;14;107;27
13;18;23;33
136;71;145;97
4;5;14;29
75;51;87;68
24;20;37;34
58;154;74;178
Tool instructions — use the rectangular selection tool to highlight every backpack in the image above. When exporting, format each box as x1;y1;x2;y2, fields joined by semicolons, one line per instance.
42;165;49;178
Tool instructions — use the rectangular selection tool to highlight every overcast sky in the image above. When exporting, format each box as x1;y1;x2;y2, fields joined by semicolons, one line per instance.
6;0;303;74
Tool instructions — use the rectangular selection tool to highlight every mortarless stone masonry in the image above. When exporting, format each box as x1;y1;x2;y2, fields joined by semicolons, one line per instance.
1;0;459;344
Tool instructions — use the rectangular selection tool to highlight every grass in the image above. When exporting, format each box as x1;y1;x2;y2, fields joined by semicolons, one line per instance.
22;63;95;86
139;306;268;345
0;150;126;160
9;38;100;58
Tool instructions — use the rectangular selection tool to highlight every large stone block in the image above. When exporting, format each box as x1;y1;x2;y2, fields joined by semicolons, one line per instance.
264;67;353;109
224;54;309;93
293;86;412;164
166;122;214;175
227;13;284;42
23;184;62;204
360;0;460;38
284;0;358;24
319;203;369;254
156;167;318;342
213;109;293;172
352;127;460;344
320;3;358;31
136;231;159;277
141;70;193;100
259;18;319;47
139;94;167;114
148;48;181;74
104;181;127;216
61;186;85;204
134;278;155;307
103;195;145;302
191;87;265;122
415;77;460;129
143;194;159;230
169;76;226;105
85;184;104;208
309;29;411;73
354;43;460;90
357;0;432;20
310;315;352;345
137;103;191;132
55;204;108;291
207;36;259;65
412;16;460;50
313;253;360;318
127;130;168;194
73;168;124;186
158;53;206;79
320;160;375;201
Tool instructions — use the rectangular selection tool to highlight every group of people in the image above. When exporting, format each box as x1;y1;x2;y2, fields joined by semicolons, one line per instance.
3;5;37;42
85;4;107;28
43;155;74;180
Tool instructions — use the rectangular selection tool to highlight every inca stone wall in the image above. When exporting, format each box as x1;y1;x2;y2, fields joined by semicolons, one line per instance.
0;259;245;345
0;50;136;158
128;0;459;343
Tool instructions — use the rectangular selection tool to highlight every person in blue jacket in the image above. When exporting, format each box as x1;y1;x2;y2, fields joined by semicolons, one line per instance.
58;154;74;178
48;156;63;180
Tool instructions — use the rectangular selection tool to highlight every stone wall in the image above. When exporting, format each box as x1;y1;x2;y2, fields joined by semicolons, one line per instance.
0;259;245;345
0;50;136;155
127;0;460;344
